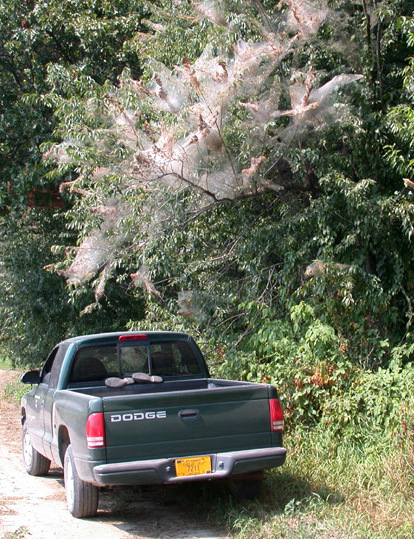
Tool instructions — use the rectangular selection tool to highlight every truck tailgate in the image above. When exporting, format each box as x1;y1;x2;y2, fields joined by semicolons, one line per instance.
102;382;274;462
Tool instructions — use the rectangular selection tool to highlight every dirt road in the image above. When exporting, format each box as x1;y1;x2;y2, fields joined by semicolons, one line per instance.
0;370;229;539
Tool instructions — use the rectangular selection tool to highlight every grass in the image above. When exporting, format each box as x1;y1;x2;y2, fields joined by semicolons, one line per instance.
2;372;27;404
2;528;30;539
0;357;13;370
170;423;414;539
195;426;414;539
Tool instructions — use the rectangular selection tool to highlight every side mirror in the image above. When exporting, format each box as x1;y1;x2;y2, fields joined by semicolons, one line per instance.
20;370;41;385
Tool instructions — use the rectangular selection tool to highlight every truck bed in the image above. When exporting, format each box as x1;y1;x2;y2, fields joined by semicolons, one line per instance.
68;378;252;398
56;377;281;469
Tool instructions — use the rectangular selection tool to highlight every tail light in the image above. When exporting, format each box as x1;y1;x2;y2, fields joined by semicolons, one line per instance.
86;413;105;448
119;334;147;341
269;398;284;432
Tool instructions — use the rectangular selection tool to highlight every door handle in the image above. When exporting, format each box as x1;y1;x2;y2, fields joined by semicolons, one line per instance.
178;409;200;420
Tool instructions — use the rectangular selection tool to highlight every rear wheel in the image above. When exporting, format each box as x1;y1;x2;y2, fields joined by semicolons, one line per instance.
22;423;51;476
64;444;99;518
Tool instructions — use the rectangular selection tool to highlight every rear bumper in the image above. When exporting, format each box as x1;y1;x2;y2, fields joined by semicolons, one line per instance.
93;446;287;486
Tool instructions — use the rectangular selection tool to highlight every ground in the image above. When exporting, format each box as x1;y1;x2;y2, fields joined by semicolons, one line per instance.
0;370;229;539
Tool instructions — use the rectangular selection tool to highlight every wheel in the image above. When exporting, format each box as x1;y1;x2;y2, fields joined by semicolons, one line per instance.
64;444;99;518
22;423;51;476
228;478;264;500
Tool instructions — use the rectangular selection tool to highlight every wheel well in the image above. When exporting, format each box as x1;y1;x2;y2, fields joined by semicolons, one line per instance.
58;426;70;467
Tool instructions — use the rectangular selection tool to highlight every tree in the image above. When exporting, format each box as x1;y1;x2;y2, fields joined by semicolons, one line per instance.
386;16;414;181
2;0;414;373
0;210;146;366
0;0;151;208
44;0;364;301
0;0;152;364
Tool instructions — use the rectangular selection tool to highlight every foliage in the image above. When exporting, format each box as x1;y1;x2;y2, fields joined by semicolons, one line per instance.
3;372;28;404
39;0;366;299
0;0;151;209
0;0;152;365
0;210;145;367
187;362;414;538
27;1;412;376
386;16;414;179
0;0;414;420
0;211;70;364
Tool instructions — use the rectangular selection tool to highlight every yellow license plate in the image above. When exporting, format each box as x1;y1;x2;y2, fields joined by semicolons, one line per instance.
175;456;212;477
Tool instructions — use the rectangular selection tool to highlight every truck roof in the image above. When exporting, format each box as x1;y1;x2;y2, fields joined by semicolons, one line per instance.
59;331;193;348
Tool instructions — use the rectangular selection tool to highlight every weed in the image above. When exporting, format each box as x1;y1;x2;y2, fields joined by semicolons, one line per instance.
193;423;414;538
3;374;26;405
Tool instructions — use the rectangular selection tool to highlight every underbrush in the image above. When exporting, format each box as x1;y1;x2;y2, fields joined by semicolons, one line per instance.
0;356;13;370
207;359;414;538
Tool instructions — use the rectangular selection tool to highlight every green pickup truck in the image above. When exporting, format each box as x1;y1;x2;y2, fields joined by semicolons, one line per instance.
20;331;286;518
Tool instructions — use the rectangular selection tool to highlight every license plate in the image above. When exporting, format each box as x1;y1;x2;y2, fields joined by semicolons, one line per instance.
175;456;212;477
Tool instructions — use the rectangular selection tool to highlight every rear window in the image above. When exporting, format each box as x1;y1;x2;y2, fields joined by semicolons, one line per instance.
69;345;118;383
68;341;202;384
149;341;202;376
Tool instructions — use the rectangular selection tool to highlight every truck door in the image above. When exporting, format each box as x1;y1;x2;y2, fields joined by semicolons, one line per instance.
38;344;68;460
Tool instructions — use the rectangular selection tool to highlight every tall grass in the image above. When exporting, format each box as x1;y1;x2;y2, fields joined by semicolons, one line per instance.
205;426;414;538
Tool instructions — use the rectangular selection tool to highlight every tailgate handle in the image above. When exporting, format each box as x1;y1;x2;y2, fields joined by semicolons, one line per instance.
178;409;200;421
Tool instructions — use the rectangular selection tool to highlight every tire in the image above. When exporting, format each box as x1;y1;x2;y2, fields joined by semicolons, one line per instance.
228;478;264;500
22;423;51;476
64;444;99;518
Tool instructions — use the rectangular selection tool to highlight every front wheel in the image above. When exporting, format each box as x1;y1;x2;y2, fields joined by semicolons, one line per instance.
22;423;51;476
64;444;99;518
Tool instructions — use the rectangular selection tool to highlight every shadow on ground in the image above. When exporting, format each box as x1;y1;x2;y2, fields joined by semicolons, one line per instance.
42;465;342;538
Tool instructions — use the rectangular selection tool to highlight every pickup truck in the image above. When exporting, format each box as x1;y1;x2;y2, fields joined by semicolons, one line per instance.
20;331;286;518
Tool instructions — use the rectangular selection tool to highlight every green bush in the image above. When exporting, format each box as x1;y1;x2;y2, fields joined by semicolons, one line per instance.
211;301;414;440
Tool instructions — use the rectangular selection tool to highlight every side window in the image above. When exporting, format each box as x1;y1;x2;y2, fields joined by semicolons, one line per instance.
49;344;69;388
40;347;59;386
174;342;203;375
